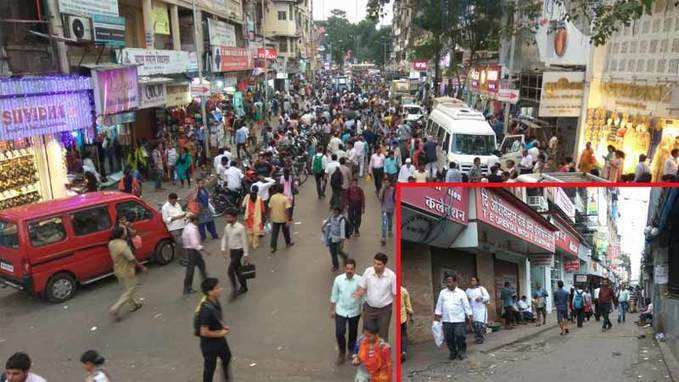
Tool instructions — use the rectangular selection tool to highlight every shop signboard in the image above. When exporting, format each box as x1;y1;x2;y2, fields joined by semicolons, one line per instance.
58;0;118;17
468;65;501;95
598;81;674;117
139;83;166;108
535;0;591;66
476;188;556;252
546;187;575;220
257;48;278;60
529;254;554;267
497;88;519;104
190;80;211;97
563;259;581;273
212;46;252;72
401;187;469;225
92;15;126;47
91;66;139;116
165;84;191;107
115;48;193;76
151;2;170;35
101;111;135;125
575;274;588;283
539;71;585;117
412;60;427;71
208;19;236;47
0;90;94;141
552;219;579;258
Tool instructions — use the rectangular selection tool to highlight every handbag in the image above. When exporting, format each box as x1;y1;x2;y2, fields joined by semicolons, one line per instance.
240;263;256;279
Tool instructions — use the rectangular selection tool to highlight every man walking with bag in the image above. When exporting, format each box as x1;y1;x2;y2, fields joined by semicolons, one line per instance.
465;276;490;344
330;259;362;365
221;209;250;299
599;279;617;332
183;213;209;295
311;150;327;198
195;278;232;382
435;274;472;360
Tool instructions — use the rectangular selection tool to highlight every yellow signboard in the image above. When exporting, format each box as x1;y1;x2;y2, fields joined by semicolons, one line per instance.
151;2;170;35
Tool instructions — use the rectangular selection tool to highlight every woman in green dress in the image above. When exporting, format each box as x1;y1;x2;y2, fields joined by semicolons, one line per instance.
175;147;192;188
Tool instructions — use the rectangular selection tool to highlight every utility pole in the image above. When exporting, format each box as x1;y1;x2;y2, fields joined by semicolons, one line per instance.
45;0;69;73
192;0;209;156
262;0;268;117
503;0;516;134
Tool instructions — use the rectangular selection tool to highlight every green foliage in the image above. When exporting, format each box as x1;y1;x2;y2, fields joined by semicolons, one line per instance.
319;10;393;66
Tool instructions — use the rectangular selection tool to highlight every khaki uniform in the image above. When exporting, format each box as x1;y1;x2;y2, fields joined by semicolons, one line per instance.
109;239;140;315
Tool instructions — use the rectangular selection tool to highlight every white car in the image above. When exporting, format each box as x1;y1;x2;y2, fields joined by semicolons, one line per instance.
402;104;425;122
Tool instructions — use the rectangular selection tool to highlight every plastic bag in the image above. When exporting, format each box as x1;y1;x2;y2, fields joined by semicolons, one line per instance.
432;320;444;348
264;222;271;235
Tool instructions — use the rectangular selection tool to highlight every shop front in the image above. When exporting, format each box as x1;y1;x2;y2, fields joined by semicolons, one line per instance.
466;65;503;116
549;213;582;292
0;75;95;209
579;81;679;180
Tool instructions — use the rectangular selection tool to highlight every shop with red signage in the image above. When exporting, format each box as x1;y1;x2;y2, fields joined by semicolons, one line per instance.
548;213;583;292
401;187;557;341
466;65;503;116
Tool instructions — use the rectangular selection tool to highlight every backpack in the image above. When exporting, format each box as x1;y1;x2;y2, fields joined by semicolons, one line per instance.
574;291;584;309
330;168;343;189
312;155;324;174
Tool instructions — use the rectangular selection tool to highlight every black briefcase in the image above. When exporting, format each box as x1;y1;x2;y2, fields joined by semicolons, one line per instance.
240;263;256;279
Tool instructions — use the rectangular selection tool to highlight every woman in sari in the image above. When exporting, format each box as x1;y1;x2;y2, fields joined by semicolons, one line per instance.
352;324;392;382
242;185;265;250
176;147;192;188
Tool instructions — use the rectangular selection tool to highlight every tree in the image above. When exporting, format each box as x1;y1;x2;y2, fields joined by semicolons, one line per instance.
320;11;393;67
320;9;354;67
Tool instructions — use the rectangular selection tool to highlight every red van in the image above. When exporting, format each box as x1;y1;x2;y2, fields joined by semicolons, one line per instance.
0;191;176;302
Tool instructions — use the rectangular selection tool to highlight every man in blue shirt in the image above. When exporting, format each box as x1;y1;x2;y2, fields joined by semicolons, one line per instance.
235;124;249;159
330;258;362;365
554;280;570;335
500;282;516;329
532;283;549;326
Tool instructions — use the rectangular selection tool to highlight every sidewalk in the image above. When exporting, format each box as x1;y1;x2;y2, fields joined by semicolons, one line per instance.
405;313;558;374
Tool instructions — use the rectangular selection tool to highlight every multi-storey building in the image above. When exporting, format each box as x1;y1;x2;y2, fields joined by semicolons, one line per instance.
262;0;312;75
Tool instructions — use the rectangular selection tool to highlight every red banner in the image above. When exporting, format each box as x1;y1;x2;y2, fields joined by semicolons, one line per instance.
476;188;555;252
413;60;428;71
552;218;580;258
563;260;580;273
212;47;252;72
401;187;468;225
257;48;277;60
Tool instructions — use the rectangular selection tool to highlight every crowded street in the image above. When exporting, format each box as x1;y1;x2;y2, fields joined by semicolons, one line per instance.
0;173;394;381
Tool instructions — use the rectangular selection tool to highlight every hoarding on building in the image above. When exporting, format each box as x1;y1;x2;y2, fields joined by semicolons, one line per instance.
212;47;252;72
116;49;194;76
58;0;118;17
208;19;236;47
539;71;585;117
91;66;139;116
401;187;469;225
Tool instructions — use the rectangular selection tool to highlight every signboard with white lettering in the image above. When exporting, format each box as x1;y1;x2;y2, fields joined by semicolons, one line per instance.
116;48;193;76
92;14;125;47
139;83;166;108
58;0;119;17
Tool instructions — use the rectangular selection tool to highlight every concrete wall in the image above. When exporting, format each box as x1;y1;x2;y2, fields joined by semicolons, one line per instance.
402;241;434;343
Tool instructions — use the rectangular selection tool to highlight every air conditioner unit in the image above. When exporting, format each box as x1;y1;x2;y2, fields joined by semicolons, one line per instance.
62;14;93;42
526;195;548;212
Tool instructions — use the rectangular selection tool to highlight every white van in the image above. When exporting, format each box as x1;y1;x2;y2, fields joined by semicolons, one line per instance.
425;103;499;175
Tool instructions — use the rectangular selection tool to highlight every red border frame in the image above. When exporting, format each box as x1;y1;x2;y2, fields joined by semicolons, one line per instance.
393;181;678;382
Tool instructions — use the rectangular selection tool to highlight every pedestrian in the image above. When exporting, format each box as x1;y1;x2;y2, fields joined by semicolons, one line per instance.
268;183;294;253
578;141;597;173
166;142;178;185
117;167;141;196
279;168;297;217
572;285;586;328
194;179;219;241
176;147;193;188
532;283;548;326
500;281;516;330
400;285;414;362
617;283;630;323
195;278;232;382
465;276;490;344
346;178;365;237
554;280;570;335
413;164;428;182
221;209;250;299
423;136;438;179
329;166;345;210
351;323;392;382
108;226;147;321
152;144;164;191
397;158;415;182
384;150;399;183
599;279;617;332
662;148;679;181
435;274;472;361
594;284;601;321
235;123;249;159
330;258;363;365
80;350;110;382
162;193;187;266
251;175;276;207
353;137;367;177
242;186;265;250
634;154;652;182
354;253;396;342
445;162;463;182
182;213;209;295
378;178;395;246
311;150;327;198
2;352;46;382
368;147;385;193
608;150;625;182
584;289;593;321
322;206;348;272
468;157;483;182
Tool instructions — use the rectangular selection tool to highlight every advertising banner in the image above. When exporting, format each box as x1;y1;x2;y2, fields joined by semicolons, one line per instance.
546;187;576;220
539;71;585;117
165;84;191;107
139;83;166;108
208;19;236;47
151;2;170;35
412;60;427;71
529;254;555;267
257;48;278;60
401;187;469;225
92;14;126;47
58;0;118;17
468;65;501;95
116;48;192;76
212;47;252;72
476;188;555;252
0;92;93;141
535;0;591;66
552;218;580;258
92;66;139;116
563;259;581;273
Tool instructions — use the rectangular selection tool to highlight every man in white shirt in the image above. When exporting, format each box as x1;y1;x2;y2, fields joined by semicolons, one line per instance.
325;154;341;180
328;134;343;154
182;213;207;295
213;148;226;174
3;352;47;382
223;161;244;192
252;176;276;202
354;253;396;341
465;276;490;344
594;286;601;321
161;193;187;265
435;274;472;360
662;148;679;180
519;150;534;174
353;137;366;177
518;295;534;322
397;158;415;182
368;149;385;194
221;209;250;298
